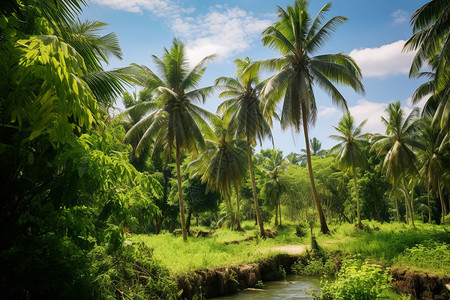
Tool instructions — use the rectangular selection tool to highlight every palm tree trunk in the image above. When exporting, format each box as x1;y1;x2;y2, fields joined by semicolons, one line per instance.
394;186;400;222
186;208;192;233
302;116;329;234
176;140;188;241
235;187;242;230
274;202;278;227
353;165;362;229
438;177;446;224
247;139;265;238
278;195;282;227
227;195;235;229
427;186;432;223
402;171;415;227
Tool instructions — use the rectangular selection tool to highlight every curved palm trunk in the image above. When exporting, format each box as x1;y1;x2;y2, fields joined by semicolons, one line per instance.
393;185;401;222
176;140;188;241
302;116;330;234
438;177;446;224
274;202;278;227
352;165;363;229
235;187;242;230
426;186;432;223
402;171;415;227
278;194;282;227
247;139;265;237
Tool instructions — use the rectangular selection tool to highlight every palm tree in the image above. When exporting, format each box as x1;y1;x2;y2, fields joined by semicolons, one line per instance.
405;1;450;147
372;102;420;226
58;19;139;106
404;0;449;86
329;113;367;229
190;115;248;230
124;39;215;241
260;149;288;227
286;152;301;165
259;0;365;233
216;57;273;237
417;118;446;223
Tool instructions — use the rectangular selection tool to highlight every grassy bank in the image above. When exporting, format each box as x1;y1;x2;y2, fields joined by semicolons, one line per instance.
128;222;305;274
127;221;449;276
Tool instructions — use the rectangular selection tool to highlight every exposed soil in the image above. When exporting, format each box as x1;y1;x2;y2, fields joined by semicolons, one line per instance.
391;268;450;300
174;253;299;299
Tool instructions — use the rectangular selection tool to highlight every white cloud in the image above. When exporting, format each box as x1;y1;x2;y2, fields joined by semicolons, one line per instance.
348;99;387;134
349;40;415;78
318;106;338;117
392;9;409;25
91;1;272;65
173;6;272;65
92;0;178;16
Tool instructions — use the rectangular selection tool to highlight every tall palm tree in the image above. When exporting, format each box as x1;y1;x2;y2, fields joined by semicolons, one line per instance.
417;118;446;223
372;102;420;226
405;1;450;148
260;149;288;227
329;113;367;229
259;0;365;233
216;57;273;237
124;39;215;241
404;0;449;86
190;115;248;230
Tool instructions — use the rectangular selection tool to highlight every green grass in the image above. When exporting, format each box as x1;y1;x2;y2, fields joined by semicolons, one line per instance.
128;221;306;274
127;220;450;276
318;221;449;266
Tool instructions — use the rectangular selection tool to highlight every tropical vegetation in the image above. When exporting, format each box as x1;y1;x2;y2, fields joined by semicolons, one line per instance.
0;0;449;298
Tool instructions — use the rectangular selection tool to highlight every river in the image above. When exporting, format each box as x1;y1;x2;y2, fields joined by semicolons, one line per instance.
212;275;321;299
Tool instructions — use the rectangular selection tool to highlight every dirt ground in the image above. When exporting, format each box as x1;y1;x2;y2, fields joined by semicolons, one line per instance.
270;245;308;254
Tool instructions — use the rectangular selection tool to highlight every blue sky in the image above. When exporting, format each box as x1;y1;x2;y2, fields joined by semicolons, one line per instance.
81;0;428;154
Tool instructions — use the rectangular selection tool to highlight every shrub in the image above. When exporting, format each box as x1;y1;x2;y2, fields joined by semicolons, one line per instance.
394;241;450;275
295;223;308;238
317;258;392;300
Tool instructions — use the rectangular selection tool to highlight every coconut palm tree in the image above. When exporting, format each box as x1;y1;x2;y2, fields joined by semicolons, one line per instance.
259;0;365;233
259;149;288;227
372;102;420;226
216;57;273;237
417;118;447;223
190;115;248;230
124;39;215;241
404;0;449;85
405;1;450;148
329;113;367;229
57;19;139;106
286;152;301;165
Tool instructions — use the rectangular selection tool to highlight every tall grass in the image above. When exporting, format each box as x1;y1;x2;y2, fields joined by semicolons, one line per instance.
128;220;449;276
129;221;306;274
319;221;450;266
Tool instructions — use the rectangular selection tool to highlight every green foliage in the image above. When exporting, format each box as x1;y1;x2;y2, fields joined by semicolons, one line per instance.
292;257;335;276
295;223;308;238
90;242;177;299
395;241;450;276
318;258;392;300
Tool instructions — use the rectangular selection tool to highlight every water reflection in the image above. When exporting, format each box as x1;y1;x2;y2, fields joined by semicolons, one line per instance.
213;275;321;299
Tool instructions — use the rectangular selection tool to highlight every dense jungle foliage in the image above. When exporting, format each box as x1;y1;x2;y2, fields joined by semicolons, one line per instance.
0;0;448;298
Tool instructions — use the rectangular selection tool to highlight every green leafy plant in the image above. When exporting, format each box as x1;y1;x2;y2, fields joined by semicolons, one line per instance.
318;258;392;300
395;241;450;275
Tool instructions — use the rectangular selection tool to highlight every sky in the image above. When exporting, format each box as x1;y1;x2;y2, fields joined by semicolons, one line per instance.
81;0;429;154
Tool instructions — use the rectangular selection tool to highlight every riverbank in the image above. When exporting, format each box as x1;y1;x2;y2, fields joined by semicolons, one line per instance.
127;221;450;299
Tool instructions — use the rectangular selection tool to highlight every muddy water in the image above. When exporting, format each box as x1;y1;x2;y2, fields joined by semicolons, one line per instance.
212;275;321;299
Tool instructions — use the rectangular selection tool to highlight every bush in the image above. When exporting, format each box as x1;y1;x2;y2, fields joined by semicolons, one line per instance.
295;223;308;238
317;258;392;300
394;241;450;275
